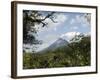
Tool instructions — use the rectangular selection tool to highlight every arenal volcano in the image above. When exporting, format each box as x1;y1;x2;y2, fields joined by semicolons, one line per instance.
39;38;69;52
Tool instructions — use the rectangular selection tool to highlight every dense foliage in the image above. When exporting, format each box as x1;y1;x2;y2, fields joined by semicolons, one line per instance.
23;36;91;69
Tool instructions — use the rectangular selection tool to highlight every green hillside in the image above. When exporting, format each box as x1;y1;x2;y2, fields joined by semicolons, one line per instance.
23;36;91;69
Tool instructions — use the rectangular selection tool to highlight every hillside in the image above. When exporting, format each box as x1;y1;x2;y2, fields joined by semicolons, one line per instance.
23;36;91;69
38;38;69;53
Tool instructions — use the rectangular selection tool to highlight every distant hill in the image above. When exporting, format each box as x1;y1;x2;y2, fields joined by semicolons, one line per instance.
38;38;69;53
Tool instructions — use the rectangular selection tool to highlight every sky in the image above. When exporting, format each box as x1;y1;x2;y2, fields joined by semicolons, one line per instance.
24;11;91;52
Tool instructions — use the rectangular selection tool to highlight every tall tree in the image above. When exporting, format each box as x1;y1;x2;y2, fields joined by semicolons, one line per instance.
23;10;57;52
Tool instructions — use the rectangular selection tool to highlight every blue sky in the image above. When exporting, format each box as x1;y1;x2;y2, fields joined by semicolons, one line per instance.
25;11;91;52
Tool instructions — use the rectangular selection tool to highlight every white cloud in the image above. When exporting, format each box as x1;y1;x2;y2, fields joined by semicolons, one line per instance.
60;31;81;41
55;13;67;23
69;13;91;28
23;44;37;53
46;13;67;30
32;13;68;33
45;34;58;41
60;31;91;42
38;13;68;32
84;32;91;36
84;13;91;24
72;15;85;24
76;14;91;26
33;23;49;32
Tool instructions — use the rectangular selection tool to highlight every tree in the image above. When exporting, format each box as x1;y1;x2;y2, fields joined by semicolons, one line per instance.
23;10;57;52
68;34;91;66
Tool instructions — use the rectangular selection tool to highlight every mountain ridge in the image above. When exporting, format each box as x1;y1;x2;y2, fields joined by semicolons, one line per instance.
37;38;69;53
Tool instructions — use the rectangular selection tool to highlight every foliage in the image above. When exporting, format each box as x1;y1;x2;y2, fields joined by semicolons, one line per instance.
23;35;91;69
23;10;56;52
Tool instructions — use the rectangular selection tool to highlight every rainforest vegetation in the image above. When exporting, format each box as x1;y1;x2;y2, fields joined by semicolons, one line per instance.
23;35;91;69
